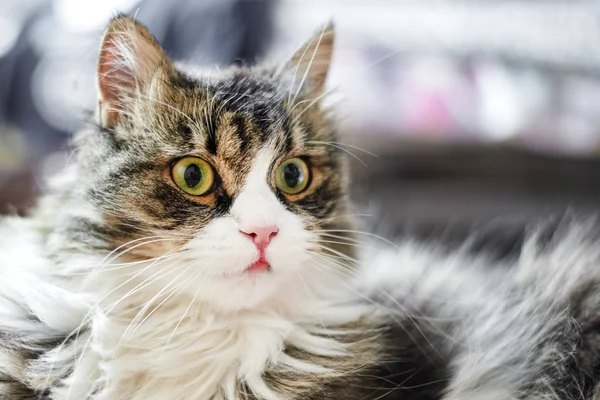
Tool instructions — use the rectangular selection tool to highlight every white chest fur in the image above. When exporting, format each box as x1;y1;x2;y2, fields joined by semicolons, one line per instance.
53;276;364;400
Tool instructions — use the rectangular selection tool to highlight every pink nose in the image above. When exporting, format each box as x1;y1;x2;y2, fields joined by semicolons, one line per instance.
240;225;279;247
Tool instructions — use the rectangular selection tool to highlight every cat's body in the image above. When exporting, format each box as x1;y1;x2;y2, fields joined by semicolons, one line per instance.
1;15;600;400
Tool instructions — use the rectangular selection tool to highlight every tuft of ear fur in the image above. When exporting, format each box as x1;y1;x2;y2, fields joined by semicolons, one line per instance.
97;15;175;129
285;22;335;100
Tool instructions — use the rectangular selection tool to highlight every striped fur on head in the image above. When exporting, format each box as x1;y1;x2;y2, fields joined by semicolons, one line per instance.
70;16;355;311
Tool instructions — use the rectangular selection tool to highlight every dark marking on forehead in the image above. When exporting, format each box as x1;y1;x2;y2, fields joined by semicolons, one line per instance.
205;130;217;155
232;115;248;149
282;117;294;153
255;110;274;144
205;109;219;155
177;124;193;140
172;71;300;155
212;75;287;141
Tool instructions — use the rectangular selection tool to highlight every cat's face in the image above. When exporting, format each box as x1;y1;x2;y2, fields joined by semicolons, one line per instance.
73;17;353;311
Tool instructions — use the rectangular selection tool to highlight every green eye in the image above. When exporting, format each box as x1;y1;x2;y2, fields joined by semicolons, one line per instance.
275;158;310;195
171;157;215;196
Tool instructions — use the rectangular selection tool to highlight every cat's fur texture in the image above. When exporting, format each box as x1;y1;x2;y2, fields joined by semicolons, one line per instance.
1;15;600;400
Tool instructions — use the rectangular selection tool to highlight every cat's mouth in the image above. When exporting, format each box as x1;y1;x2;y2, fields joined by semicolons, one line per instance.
217;256;272;279
245;258;271;273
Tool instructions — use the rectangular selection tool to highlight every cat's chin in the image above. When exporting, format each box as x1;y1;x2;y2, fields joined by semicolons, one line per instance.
220;265;272;280
181;267;289;312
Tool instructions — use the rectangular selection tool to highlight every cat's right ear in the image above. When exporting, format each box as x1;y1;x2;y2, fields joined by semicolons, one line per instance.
97;16;175;130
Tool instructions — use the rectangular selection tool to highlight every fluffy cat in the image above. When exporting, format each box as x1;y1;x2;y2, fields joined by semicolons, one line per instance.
1;15;600;400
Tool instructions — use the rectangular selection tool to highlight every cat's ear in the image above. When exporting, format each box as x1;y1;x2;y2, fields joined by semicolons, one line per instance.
97;16;175;130
284;22;335;99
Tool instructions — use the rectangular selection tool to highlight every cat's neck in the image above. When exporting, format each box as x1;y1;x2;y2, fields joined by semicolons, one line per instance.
70;260;372;399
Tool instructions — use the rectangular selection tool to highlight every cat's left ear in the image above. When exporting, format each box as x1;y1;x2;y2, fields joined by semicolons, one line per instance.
284;22;335;99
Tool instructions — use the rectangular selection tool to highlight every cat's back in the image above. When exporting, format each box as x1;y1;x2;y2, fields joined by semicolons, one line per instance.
356;220;600;399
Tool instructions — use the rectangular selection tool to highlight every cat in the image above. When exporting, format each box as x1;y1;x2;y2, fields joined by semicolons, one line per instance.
1;14;600;400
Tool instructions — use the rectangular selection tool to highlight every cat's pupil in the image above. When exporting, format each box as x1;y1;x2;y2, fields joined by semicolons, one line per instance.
283;163;303;188
184;164;202;188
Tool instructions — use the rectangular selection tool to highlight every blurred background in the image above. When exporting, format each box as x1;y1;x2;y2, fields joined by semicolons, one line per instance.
2;0;600;250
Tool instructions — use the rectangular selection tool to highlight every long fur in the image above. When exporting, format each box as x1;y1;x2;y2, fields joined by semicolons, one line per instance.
2;15;600;400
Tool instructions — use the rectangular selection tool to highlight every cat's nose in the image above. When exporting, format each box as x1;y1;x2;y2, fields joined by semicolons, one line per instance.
239;225;279;247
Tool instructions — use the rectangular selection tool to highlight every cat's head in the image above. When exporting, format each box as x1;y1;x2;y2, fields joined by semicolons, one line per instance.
71;16;354;311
